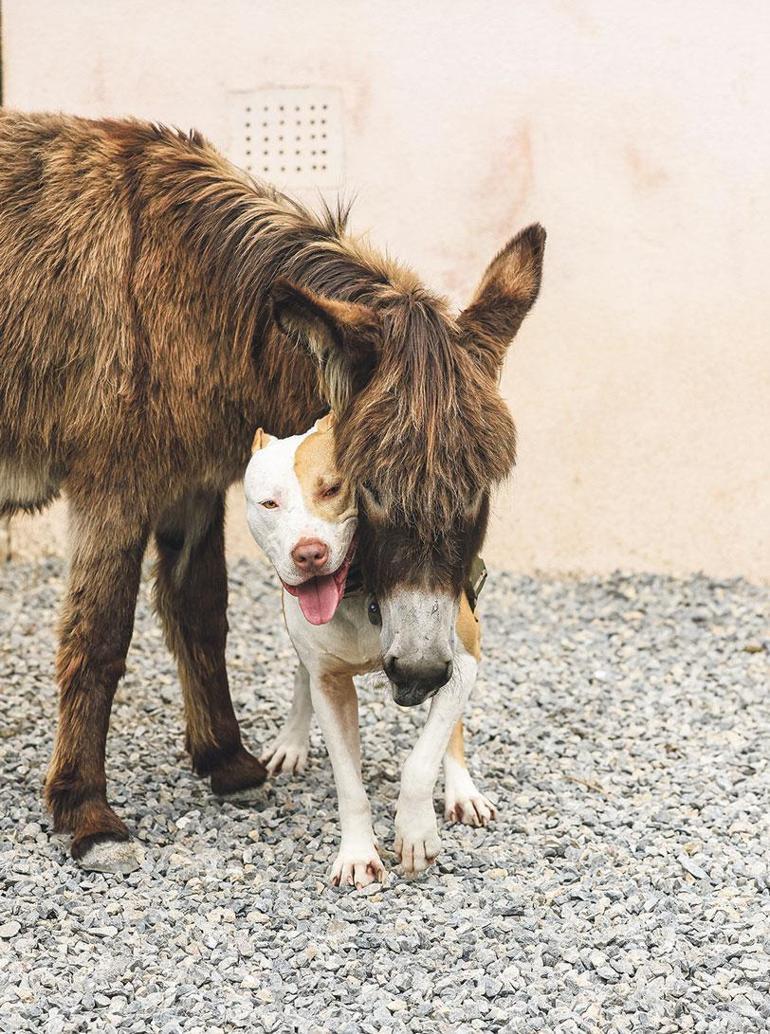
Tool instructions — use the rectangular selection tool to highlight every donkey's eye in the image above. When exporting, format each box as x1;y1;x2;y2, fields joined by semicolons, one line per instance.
367;597;382;627
322;483;342;499
261;500;279;509
361;480;383;508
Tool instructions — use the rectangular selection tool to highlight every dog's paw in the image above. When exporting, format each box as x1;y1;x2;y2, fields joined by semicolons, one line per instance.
445;792;497;827
445;788;497;828
394;806;442;876
259;731;309;776
330;842;386;889
444;765;497;827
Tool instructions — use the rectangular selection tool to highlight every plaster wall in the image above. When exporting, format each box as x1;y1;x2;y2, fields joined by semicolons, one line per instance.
3;0;769;578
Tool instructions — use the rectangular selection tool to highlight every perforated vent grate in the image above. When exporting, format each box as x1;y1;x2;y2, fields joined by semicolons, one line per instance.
227;87;344;189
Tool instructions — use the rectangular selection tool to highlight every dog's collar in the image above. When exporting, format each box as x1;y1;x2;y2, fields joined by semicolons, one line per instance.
465;555;487;613
341;555;488;610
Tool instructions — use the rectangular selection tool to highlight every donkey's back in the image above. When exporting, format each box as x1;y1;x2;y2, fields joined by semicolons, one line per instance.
0;110;140;515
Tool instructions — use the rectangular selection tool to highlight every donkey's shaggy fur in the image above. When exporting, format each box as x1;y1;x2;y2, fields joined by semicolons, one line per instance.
0;110;544;860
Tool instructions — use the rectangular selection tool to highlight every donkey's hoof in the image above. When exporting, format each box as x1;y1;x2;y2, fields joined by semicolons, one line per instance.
77;838;145;875
209;745;268;797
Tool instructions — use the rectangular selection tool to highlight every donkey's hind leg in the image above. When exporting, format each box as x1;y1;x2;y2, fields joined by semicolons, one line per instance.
45;497;148;866
443;720;497;828
154;490;266;797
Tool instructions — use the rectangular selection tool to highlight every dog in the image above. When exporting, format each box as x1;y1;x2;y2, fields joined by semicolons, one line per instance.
244;414;495;886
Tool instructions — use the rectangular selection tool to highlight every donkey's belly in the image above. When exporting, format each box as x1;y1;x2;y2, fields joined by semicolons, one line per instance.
0;456;62;517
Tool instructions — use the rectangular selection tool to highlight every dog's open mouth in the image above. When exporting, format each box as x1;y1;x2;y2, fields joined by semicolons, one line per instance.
282;537;356;626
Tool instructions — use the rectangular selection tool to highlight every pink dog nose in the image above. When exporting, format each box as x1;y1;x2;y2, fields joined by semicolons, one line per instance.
291;538;329;571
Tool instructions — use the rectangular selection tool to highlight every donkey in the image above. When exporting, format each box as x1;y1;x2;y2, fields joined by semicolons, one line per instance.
0;110;544;871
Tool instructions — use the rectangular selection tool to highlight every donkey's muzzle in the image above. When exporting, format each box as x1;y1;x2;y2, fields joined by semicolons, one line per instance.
385;657;454;706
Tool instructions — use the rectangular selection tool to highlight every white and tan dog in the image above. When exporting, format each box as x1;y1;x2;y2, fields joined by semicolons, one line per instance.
244;415;495;886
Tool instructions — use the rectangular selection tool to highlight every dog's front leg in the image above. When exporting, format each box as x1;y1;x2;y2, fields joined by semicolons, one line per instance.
394;649;476;876
309;673;385;888
443;720;497;827
260;662;312;776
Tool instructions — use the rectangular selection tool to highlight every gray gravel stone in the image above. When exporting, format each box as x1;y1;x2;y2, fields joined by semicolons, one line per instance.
0;558;768;1032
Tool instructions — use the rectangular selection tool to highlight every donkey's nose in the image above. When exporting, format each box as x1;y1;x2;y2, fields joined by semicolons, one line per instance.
384;656;453;705
291;538;329;571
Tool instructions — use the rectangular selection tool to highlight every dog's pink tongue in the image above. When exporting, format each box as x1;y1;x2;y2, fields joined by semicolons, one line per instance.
296;575;342;625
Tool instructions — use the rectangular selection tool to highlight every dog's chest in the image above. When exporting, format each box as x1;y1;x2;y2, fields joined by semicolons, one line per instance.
283;593;381;676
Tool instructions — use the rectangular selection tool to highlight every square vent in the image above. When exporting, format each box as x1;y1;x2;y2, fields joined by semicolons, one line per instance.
227;87;344;189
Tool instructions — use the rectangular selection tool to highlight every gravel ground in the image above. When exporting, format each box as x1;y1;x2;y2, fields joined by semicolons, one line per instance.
1;557;769;1033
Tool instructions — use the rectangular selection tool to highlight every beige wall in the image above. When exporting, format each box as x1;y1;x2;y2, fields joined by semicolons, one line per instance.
3;0;769;578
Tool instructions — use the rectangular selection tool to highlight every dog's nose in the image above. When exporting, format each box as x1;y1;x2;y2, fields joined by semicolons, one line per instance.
383;656;453;706
291;538;329;571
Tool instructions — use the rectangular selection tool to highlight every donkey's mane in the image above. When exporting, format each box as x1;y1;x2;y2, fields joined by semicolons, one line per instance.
141;122;414;320
140;124;516;534
338;293;517;539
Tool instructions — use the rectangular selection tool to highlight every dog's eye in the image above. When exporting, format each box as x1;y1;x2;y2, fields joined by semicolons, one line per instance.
322;483;342;499
260;500;279;509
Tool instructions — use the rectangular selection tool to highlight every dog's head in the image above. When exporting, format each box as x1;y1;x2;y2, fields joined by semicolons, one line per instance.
244;413;357;625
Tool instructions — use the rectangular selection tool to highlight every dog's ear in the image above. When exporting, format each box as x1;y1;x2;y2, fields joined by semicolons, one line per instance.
270;278;381;411
458;224;546;373
251;427;273;453
313;412;337;434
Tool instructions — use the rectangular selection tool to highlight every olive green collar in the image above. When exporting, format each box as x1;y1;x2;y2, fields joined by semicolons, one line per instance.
465;555;488;613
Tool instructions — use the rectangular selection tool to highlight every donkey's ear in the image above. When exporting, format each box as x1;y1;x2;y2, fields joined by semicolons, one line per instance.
458;224;546;370
270;278;381;410
270;278;380;365
251;427;273;453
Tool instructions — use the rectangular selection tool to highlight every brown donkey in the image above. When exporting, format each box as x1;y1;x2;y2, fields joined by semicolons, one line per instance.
0;110;544;868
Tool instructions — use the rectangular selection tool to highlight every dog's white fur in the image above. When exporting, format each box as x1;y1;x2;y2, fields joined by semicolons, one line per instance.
245;418;495;886
244;422;357;591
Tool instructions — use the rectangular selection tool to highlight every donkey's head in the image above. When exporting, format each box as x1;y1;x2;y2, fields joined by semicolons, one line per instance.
271;224;545;705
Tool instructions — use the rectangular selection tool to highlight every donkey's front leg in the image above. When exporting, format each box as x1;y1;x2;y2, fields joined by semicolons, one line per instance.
45;499;148;868
154;491;266;796
394;650;477;875
309;673;385;888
